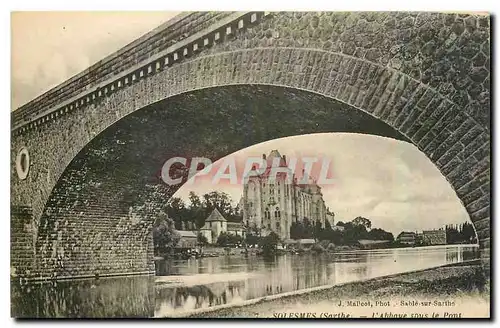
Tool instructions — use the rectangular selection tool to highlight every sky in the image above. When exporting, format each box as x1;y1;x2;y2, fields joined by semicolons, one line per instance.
11;11;179;110
173;133;471;236
10;12;472;237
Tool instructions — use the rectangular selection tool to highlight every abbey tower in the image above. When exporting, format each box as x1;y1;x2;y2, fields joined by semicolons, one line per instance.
242;150;334;239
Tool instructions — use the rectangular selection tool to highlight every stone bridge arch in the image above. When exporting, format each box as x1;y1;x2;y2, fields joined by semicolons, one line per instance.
11;12;490;279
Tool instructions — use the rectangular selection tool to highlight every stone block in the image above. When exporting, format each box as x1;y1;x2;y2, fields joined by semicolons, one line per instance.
465;194;490;213
474;217;490;231
462;133;489;159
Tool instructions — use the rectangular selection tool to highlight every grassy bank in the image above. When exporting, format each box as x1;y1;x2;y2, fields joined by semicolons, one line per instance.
184;263;489;318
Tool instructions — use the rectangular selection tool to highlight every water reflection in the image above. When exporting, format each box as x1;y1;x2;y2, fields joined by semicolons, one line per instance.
155;245;479;316
10;245;478;318
11;275;155;318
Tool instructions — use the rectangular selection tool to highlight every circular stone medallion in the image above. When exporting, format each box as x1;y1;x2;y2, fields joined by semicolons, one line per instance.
16;147;30;180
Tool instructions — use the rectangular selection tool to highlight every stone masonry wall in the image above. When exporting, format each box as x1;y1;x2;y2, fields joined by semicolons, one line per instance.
11;206;35;277
199;12;490;127
11;275;154;318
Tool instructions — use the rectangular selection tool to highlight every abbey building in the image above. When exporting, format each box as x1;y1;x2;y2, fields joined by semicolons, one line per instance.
241;150;334;239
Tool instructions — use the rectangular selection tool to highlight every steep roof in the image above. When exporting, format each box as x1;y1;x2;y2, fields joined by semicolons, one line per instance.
205;208;227;222
266;149;283;166
398;231;416;238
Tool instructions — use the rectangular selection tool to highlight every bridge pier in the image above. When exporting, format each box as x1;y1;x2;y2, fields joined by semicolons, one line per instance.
11;206;36;278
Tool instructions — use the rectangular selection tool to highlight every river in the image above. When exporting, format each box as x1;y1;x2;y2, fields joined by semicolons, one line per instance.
10;245;478;318
154;245;479;317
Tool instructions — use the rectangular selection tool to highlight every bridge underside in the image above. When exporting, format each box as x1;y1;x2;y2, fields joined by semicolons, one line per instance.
15;85;416;279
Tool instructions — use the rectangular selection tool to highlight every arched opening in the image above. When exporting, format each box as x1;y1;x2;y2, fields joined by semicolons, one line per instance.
34;84;485;279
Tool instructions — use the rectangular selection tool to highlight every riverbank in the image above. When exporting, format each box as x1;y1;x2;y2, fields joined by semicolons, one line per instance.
182;261;489;318
160;243;479;260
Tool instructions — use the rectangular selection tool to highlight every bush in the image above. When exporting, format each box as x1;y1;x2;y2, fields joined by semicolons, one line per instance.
217;232;243;247
327;243;336;251
319;240;330;248
197;233;208;246
311;243;325;253
259;231;280;256
153;213;180;256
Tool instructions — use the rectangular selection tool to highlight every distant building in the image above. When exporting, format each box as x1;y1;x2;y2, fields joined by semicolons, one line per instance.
297;239;316;246
422;229;447;245
198;208;245;244
415;232;424;245
199;208;227;244
397;231;416;245
176;230;198;249
227;222;245;237
283;238;316;249
283;239;296;246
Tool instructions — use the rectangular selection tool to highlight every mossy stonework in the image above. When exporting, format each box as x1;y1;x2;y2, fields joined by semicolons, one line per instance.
11;12;490;280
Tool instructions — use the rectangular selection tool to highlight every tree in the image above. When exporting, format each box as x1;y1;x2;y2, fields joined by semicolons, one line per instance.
352;216;372;230
302;218;314;239
164;197;187;229
328;230;344;245
290;221;300;240
197;233;208;246
203;191;235;217
318;219;334;241
245;233;261;246
290;220;314;239
245;223;262;246
313;219;323;241
259;231;280;256
446;222;477;244
216;232;230;246
153;212;180;256
216;232;243;247
325;220;333;231
462;222;477;243
188;192;206;229
446;224;460;244
341;218;369;245
336;221;345;227
368;228;394;241
189;191;202;208
164;191;243;231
